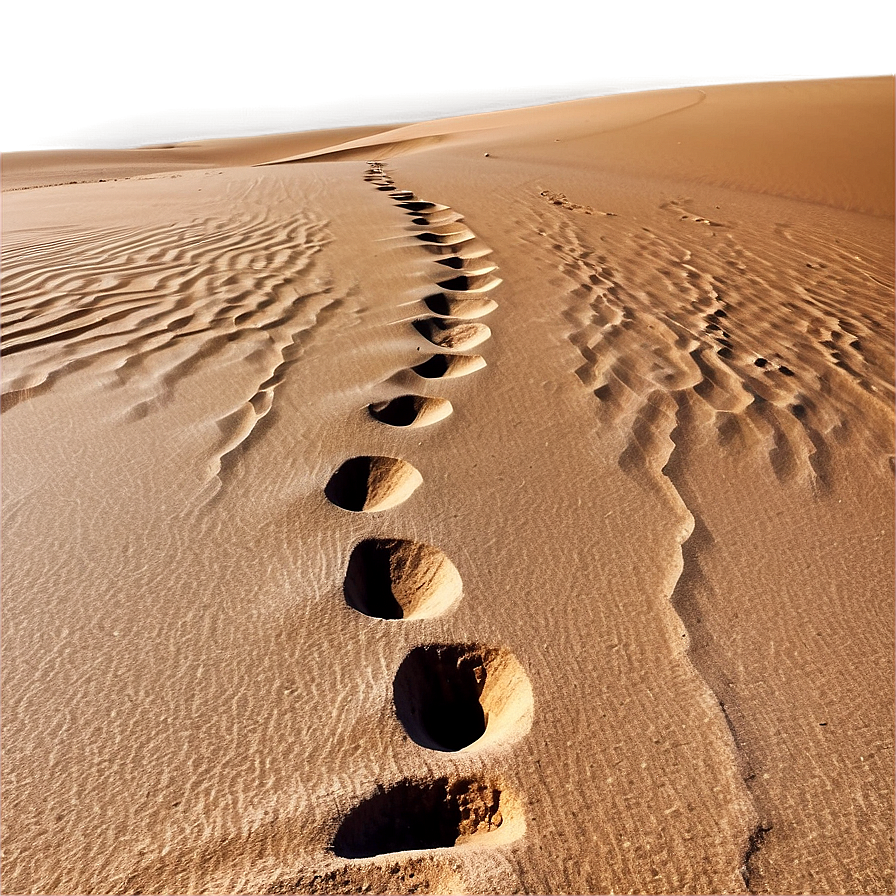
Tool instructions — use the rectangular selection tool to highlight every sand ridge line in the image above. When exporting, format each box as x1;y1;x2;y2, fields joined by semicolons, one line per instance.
206;287;347;500
530;192;893;886
1;211;335;423
546;204;890;490
529;202;769;885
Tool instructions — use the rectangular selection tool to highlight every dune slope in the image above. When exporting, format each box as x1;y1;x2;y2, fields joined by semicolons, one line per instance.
2;77;893;895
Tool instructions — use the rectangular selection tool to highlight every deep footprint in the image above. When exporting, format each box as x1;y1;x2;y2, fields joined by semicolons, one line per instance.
396;201;449;213
368;394;453;428
436;273;502;292
392;643;534;751
424;294;499;320
343;538;462;619
415;224;476;245
412;354;487;379
413;318;491;351
331;776;523;858
325;456;422;512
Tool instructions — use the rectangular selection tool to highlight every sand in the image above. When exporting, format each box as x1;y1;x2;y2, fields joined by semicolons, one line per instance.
1;77;893;895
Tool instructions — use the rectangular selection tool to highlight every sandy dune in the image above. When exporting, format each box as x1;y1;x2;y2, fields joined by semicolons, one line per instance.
1;77;893;895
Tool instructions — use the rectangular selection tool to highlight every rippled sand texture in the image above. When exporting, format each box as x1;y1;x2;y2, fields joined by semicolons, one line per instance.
2;78;893;895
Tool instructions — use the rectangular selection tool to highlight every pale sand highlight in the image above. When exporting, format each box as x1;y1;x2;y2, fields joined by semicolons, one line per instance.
2;77;893;895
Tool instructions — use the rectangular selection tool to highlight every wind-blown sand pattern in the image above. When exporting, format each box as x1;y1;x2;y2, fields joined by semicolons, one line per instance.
2;78;894;895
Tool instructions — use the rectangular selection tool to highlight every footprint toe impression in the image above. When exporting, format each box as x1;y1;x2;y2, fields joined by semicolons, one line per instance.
332;776;523;858
368;394;453;428
413;318;491;351
344;538;462;619
393;644;534;751
325;456;422;512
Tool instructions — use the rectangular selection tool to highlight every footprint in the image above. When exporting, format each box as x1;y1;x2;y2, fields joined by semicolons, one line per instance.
424;294;498;320
331;776;524;858
415;224;476;246
344;538;462;619
368;394;453;428
412;354;487;379
435;257;498;275
396;201;450;214
391;191;416;201
325;456;422;512
392;644;533;751
276;858;467;895
413;319;491;351
436;273;502;293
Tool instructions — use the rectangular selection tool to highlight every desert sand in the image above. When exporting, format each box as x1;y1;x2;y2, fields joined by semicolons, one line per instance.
1;77;893;895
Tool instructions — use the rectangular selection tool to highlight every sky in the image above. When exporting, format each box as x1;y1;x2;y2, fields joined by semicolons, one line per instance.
2;0;894;152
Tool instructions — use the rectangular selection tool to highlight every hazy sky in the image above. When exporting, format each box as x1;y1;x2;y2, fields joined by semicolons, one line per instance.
2;0;894;151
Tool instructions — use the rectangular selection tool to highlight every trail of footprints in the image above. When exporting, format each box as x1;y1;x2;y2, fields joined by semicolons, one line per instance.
322;162;531;863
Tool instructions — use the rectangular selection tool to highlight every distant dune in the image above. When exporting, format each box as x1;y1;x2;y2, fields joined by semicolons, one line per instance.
2;77;893;895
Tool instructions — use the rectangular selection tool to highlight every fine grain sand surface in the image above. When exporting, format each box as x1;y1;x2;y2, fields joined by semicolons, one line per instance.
1;77;894;895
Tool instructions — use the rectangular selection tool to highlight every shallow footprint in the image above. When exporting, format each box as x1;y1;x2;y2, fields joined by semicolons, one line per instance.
331;776;524;858
368;394;453;428
325;456;422;512
412;354;487;379
344;538;462;619
413;318;491;351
